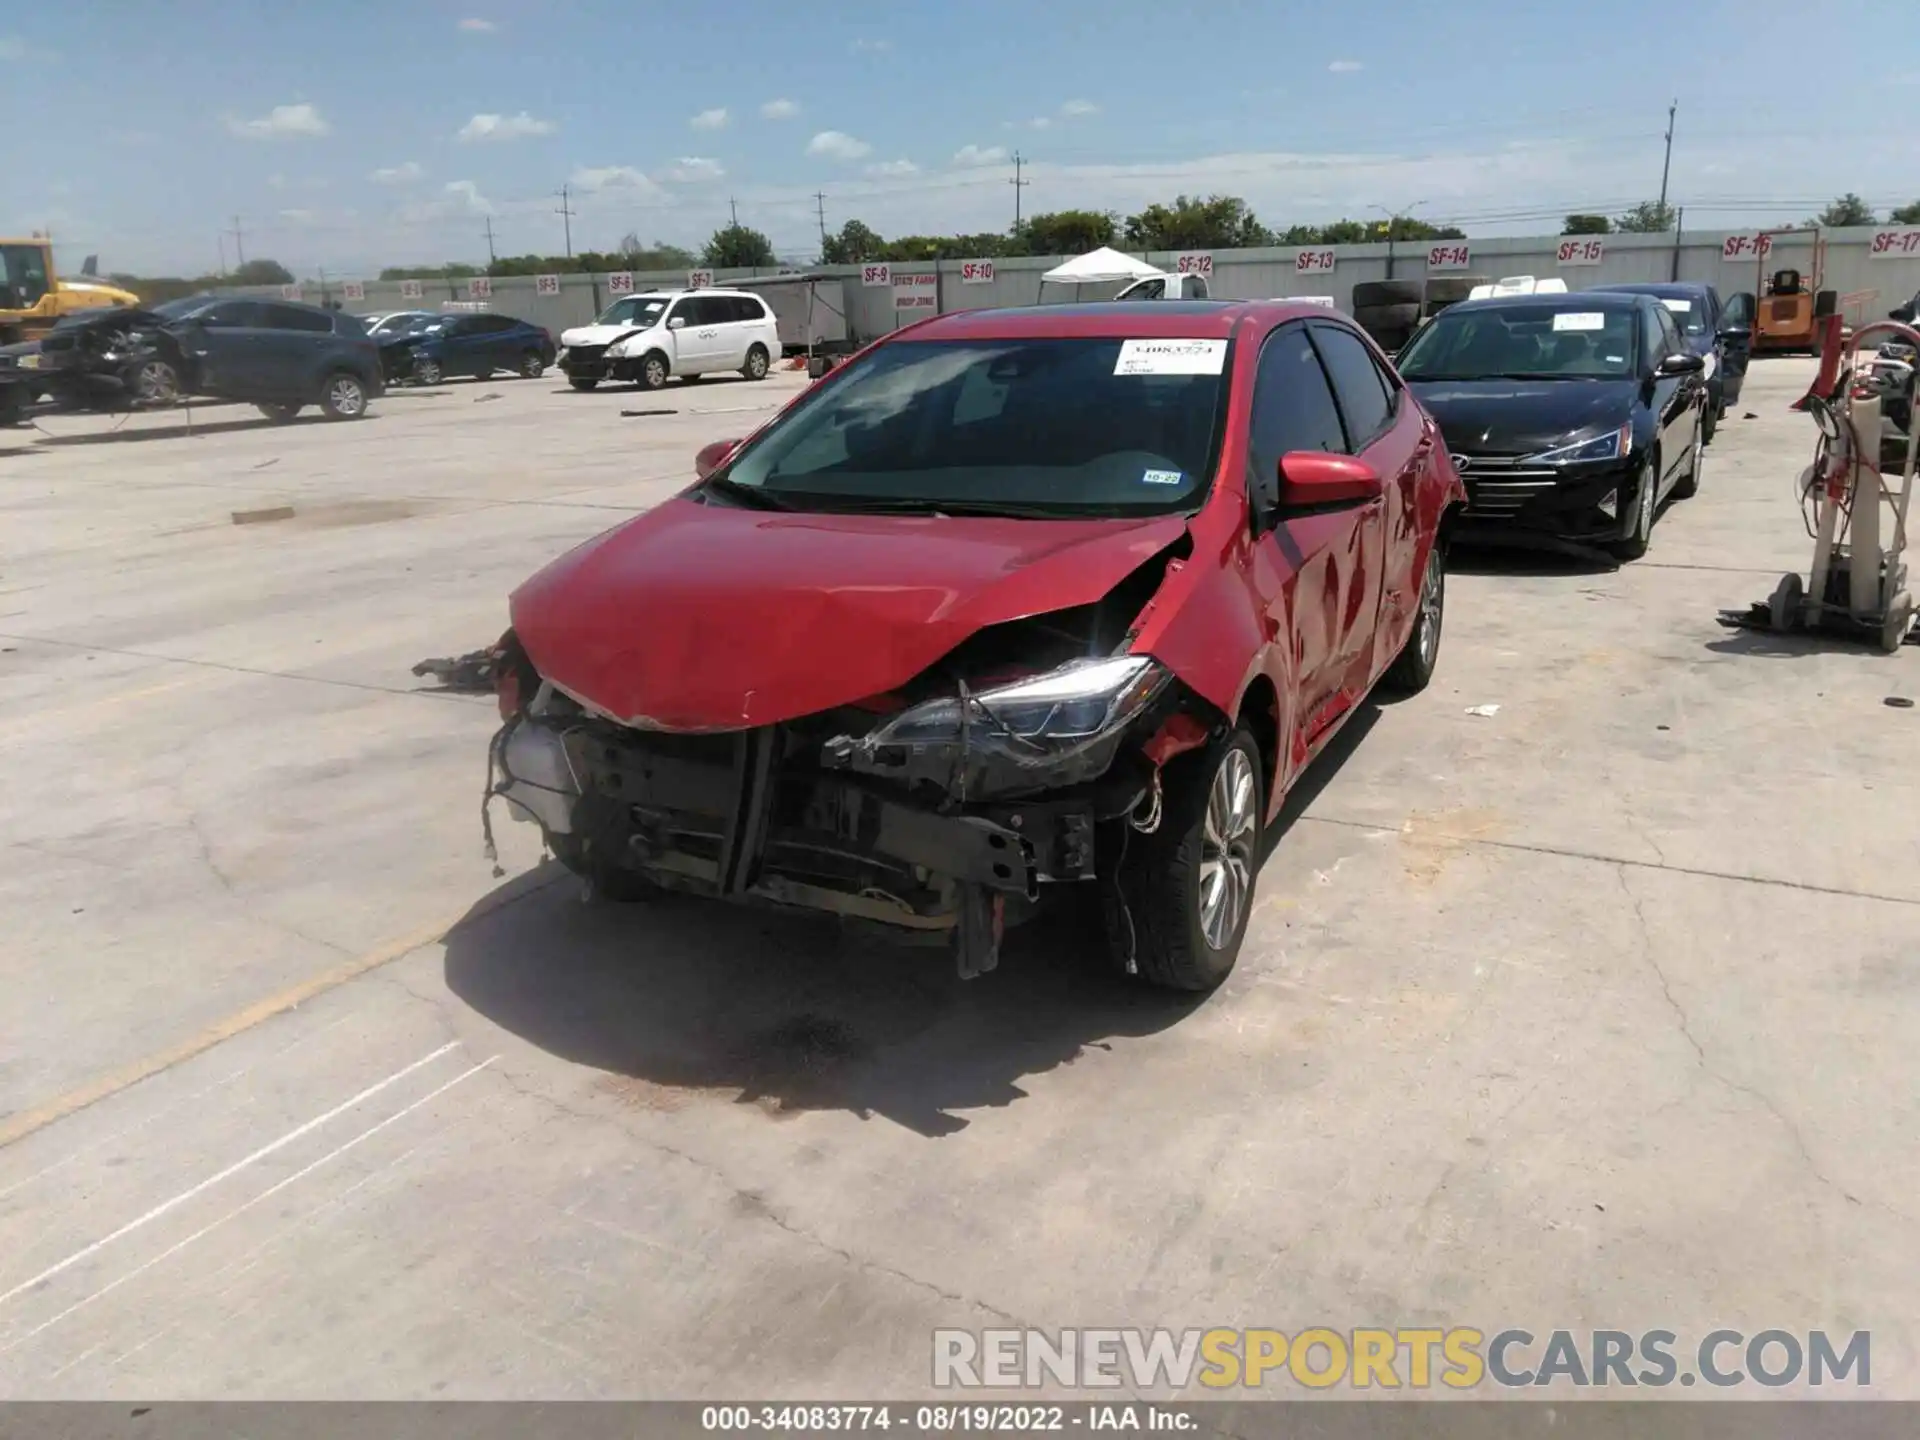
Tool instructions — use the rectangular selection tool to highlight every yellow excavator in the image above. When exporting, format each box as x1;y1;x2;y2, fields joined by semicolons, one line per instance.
0;236;141;344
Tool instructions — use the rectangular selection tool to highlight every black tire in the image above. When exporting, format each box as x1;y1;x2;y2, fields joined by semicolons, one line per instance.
1103;726;1263;992
680;372;706;384
1700;391;1718;445
637;350;670;391
131;358;181;408
1614;453;1659;560
1352;279;1423;309
1353;302;1421;331
743;343;771;381
256;402;302;423
412;355;443;386
568;375;599;392
519;351;546;379
1423;276;1485;307
1671;412;1705;500
319;371;369;421
550;834;656;903
1381;539;1446;694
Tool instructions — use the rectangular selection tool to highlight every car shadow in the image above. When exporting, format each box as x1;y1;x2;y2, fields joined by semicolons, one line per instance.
442;869;1203;1138
27;412;355;446
1447;539;1618;577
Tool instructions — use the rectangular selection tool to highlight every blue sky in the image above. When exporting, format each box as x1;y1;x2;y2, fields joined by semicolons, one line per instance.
5;0;1918;277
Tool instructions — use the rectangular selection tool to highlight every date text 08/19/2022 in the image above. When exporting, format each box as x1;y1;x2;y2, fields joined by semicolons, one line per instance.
702;1404;1195;1432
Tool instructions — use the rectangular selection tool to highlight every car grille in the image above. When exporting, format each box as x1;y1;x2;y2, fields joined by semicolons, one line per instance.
566;343;609;364
1452;455;1562;518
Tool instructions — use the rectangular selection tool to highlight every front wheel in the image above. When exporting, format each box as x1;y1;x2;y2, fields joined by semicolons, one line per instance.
256;402;302;423
412;356;443;386
519;351;546;379
742;344;771;381
131;359;181;407
1381;539;1446;694
320;371;368;420
638;352;670;390
1614;454;1659;561
568;375;598;392
1103;727;1262;992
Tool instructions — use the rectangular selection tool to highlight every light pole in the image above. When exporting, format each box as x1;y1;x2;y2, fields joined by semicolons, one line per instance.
1371;200;1427;279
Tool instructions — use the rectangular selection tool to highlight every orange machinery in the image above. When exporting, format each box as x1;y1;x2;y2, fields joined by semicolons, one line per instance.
1752;225;1834;354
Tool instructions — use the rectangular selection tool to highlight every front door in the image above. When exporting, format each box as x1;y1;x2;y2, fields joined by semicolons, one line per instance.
184;300;268;396
675;296;732;373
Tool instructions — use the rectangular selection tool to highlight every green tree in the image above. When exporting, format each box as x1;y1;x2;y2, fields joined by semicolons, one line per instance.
618;235;699;269
1563;214;1612;235
1812;193;1875;227
1122;194;1269;250
1892;200;1920;225
231;258;294;286
702;223;777;269
1010;210;1117;256
1614;201;1676;233
1276;223;1324;245
821;219;885;264
1316;219;1372;245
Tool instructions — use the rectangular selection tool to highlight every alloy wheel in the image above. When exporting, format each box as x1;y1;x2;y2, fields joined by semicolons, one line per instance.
1198;747;1258;950
135;361;179;406
329;376;365;417
1417;546;1444;668
644;356;667;388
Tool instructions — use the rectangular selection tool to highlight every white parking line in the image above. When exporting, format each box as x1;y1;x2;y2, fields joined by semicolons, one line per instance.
0;1042;460;1309
6;1058;497;1357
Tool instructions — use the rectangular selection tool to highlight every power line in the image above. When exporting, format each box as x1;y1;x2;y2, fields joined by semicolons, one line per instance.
1009;151;1030;230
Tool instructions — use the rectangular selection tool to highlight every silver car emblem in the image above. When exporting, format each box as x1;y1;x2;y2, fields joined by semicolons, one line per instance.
1451;454;1472;471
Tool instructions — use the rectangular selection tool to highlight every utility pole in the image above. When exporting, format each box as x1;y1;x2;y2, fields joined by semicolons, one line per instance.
1656;99;1677;222
729;196;740;227
554;185;575;257
484;216;497;269
229;216;247;268
217;232;228;277
1009;152;1030;232
814;191;829;252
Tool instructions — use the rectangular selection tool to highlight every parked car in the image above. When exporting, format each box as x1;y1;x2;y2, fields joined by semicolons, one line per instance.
379;311;554;385
1595;281;1751;439
0;305;187;411
558;289;779;391
2;294;380;421
484;300;1464;990
1395;290;1707;561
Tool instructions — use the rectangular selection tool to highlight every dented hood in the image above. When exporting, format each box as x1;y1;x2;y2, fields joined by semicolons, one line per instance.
510;496;1187;730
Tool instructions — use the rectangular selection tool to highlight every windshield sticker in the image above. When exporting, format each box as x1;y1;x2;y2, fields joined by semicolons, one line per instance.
1115;338;1228;376
1552;312;1606;332
1141;468;1184;485
1662;299;1693;313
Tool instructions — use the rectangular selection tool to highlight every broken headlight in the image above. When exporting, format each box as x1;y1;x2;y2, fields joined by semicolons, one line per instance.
830;656;1172;799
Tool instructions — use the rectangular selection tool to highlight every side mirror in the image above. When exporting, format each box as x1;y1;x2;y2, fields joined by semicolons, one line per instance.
694;438;740;480
1277;451;1384;508
1717;324;1752;343
1892;305;1917;323
1657;352;1706;377
668;316;686;330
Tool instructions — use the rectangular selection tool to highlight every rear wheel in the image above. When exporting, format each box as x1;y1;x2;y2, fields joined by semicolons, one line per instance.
519;350;546;379
743;344;771;380
550;833;656;902
320;371;368;420
1104;727;1262;992
256;402;302;423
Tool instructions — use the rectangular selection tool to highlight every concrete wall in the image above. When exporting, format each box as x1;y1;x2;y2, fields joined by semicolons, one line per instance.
247;227;1920;340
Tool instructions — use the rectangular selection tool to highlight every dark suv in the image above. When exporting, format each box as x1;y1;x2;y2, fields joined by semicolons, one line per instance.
149;295;383;420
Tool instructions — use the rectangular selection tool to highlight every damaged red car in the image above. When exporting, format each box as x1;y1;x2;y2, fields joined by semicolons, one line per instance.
487;301;1464;990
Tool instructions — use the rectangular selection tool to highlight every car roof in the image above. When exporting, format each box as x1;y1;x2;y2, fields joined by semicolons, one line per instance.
1445;290;1647;315
1595;281;1710;298
902;300;1329;342
629;288;760;299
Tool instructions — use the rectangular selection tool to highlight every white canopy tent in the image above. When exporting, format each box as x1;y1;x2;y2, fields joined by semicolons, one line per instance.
1037;246;1165;302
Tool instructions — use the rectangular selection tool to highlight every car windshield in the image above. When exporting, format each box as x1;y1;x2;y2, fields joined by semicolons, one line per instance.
150;295;214;319
716;336;1229;517
1397;305;1639;380
400;314;443;334
597;296;671;327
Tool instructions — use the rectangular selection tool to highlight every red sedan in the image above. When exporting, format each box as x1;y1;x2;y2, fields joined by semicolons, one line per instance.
488;300;1465;990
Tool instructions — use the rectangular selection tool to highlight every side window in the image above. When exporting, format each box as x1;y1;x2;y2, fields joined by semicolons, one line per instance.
1188;276;1209;300
1308;324;1394;451
735;296;769;323
259;304;332;333
1248;325;1348;492
200;301;263;329
1652;304;1683;356
662;300;692;328
1369;348;1403;417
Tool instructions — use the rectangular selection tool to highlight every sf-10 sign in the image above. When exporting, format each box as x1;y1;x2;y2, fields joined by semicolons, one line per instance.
1869;228;1920;259
1427;244;1471;272
1175;252;1213;278
1294;248;1336;275
1556;238;1605;267
1721;234;1775;260
960;260;995;284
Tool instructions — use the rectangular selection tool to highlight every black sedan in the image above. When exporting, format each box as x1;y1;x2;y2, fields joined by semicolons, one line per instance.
1595;281;1751;441
1396;290;1708;561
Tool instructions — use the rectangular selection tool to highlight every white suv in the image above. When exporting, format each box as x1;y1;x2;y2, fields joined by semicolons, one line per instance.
558;289;780;391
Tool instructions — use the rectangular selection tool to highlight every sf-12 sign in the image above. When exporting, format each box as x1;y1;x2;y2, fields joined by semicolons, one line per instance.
892;273;938;310
399;279;423;300
280;284;303;302
1294;248;1337;275
1721;234;1775;260
1427;244;1471;272
1556;238;1605;267
687;269;715;288
861;263;892;287
1174;251;1213;278
607;271;634;294
534;274;561;296
960;259;995;284
1868;228;1920;260
467;276;492;300
342;280;365;302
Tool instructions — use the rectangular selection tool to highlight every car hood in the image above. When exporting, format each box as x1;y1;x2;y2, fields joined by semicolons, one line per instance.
1406;377;1639;456
509;496;1189;730
560;322;652;348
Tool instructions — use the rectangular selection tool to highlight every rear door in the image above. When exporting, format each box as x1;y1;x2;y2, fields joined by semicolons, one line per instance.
1244;323;1383;767
183;300;273;396
433;316;483;376
679;296;732;372
1645;303;1697;486
474;314;522;370
253;302;334;396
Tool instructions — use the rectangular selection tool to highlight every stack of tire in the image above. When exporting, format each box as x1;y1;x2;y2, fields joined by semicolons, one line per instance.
1351;276;1493;354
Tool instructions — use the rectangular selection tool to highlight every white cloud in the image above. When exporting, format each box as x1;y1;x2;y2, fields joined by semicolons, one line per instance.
952;144;1009;167
371;161;424;184
689;107;729;131
443;179;494;215
1060;99;1099;117
808;130;872;161
1029;117;1053;130
571;165;667;199
277;208;317;224
761;98;800;120
226;103;330;140
866;159;918;177
851;38;891;53
458;17;497;31
1328;60;1364;73
660;156;725;183
458;111;556;142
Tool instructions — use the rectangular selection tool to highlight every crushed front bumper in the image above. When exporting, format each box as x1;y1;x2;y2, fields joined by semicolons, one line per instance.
558;344;611;382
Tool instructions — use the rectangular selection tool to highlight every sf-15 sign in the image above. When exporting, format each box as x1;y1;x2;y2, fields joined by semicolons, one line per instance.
1556;238;1605;267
